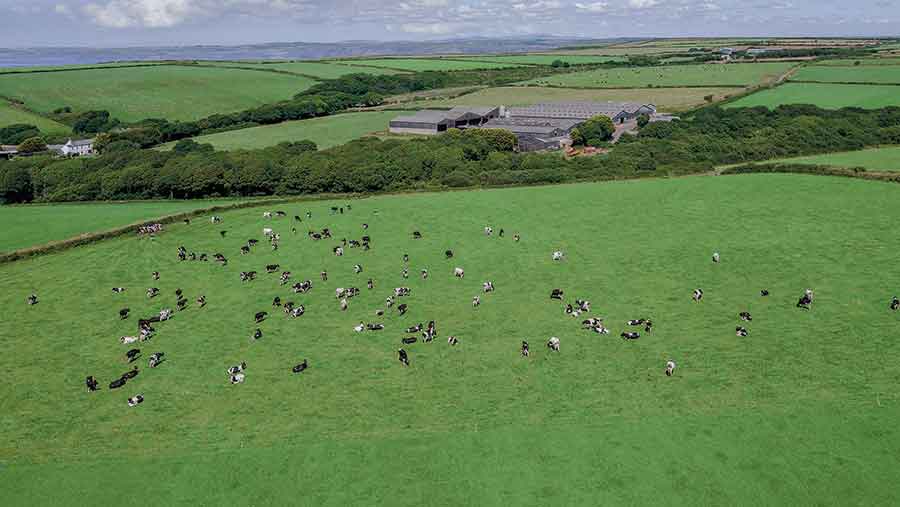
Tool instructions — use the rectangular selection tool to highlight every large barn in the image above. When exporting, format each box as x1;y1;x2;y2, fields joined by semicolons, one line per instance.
506;102;657;124
389;106;501;135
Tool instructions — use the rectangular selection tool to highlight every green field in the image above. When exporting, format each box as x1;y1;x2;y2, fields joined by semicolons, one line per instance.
339;58;525;71
0;200;240;253
451;54;627;66
792;65;900;83
752;146;900;172
0;65;316;122
159;111;397;151
0;62;169;74
207;61;406;78
0;101;71;135
727;82;900;109
813;58;900;66
2;174;900;504
520;62;796;88
409;86;737;111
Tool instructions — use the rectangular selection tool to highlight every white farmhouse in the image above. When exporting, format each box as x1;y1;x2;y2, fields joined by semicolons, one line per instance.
50;139;95;157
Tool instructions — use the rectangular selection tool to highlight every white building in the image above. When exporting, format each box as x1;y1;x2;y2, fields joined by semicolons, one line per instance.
49;139;95;157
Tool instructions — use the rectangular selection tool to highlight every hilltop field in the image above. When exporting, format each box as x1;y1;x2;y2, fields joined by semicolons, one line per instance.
2;174;899;505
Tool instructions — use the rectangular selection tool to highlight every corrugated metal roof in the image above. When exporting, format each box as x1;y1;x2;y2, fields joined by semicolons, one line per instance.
508;102;655;120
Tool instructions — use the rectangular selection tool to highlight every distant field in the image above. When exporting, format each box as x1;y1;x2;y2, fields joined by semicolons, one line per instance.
813;58;900;66
159;111;397;151
541;47;691;56
450;55;627;66
0;101;71;135
792;65;900;84
0;200;240;253
0;62;169;74
409;86;737;112
753;146;900;172
207;61;406;79
340;58;525;71
727;83;900;109
0;65;316;122
520;62;796;88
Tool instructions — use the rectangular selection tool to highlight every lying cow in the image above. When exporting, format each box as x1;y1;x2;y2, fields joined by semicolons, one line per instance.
760;289;770;297
552;251;564;261
340;298;348;311
127;394;144;407
290;306;305;318
692;288;703;302
26;294;39;305
148;352;165;368
445;250;454;259
125;348;141;363
447;336;459;346
397;304;409;316
522;341;530;357
292;360;308;374
739;311;752;322
892;296;900;311
483;282;494;293
665;360;677;377
621;332;640;340
398;348;410;366
550;289;564;300
406;323;423;333
227;362;246;375
119;308;130;320
547;337;560;351
230;374;245;384
402;337;417;345
147;287;160;298
712;252;720;263
254;311;268;323
120;335;140;345
472;296;480;307
454;267;465;278
354;322;365;333
354;264;363;274
253;329;263;340
112;287;126;294
266;264;280;273
736;327;748;337
109;377;126;389
394;287;411;297
86;376;99;392
367;323;385;331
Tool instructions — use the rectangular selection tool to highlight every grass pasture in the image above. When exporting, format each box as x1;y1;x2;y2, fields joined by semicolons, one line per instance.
520;62;796;88
792;65;900;84
747;146;900;172
0;65;316;122
813;57;900;66
2;174;900;504
158;111;398;151
0;100;70;135
336;58;524;72
406;86;737;111
0;200;240;253
727;82;900;109
450;54;628;66
207;61;407;79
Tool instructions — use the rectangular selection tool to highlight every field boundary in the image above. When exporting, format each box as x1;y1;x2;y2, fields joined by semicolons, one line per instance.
719;162;900;182
789;79;900;86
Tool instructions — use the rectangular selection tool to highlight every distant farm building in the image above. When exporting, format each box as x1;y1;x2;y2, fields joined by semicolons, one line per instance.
389;106;500;135
506;102;657;125
48;138;95;157
0;145;18;160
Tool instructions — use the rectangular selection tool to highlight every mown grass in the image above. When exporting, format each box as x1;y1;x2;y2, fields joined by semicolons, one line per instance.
520;62;796;88
2;174;899;505
157;111;398;151
409;86;736;111
207;61;407;78
727;82;900;109
0;100;70;135
792;65;900;83
450;54;627;66
813;57;900;66
0;65;316;122
338;58;525;71
739;146;900;172
0;200;240;253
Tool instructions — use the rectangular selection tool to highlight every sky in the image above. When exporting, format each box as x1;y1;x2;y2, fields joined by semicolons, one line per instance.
0;0;897;48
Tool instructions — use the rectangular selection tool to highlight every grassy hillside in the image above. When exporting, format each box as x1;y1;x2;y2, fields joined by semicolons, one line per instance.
2;174;899;504
727;82;900;109
0;65;316;122
747;146;900;172
451;55;628;66
520;62;796;88
158;111;397;151
207;61;407;78
0;200;240;253
338;58;525;71
792;65;900;83
0;101;70;135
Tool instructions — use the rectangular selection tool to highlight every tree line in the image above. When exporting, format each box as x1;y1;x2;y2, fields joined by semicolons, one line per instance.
2;105;898;204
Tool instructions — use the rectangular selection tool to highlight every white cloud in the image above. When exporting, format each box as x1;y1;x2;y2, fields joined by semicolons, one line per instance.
628;0;659;8
575;2;608;12
399;22;456;34
83;0;197;28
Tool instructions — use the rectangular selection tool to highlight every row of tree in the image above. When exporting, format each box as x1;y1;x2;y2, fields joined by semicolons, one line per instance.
2;105;898;204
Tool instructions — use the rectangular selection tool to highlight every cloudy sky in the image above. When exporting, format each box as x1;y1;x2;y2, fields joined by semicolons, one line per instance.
0;0;897;47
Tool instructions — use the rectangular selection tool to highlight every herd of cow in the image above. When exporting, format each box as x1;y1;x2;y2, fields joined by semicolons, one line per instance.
24;204;900;409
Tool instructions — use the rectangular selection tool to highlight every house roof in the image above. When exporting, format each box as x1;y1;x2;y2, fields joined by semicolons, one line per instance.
67;139;94;147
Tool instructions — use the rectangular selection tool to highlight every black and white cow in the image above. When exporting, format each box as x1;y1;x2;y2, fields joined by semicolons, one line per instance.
472;296;481;307
227;362;246;375
547;337;560;351
255;311;268;323
521;341;530;357
109;377;126;389
240;245;251;255
797;289;813;310
513;234;520;242
86;376;99;392
147;287;160;298
148;352;165;368
402;337;417;345
483;282;494;293
230;373;246;384
122;367;139;380
266;264;280;273
447;336;459;346
739;311;752;322
176;298;187;311
119;308;130;320
736;326;748;337
398;349;409;366
273;296;282;307
354;264;363;274
127;395;144;407
367;279;374;290
397;304;409;316
112;287;126;294
406;323;423;333
211;216;222;224
367;323;385;331
197;295;206;308
152;271;160;280
125;348;141;363
321;271;328;281
394;287;411;297
760;289;770;296
892;296;900;311
412;231;422;240
340;298;349;311
550;289;564;300
712;252;720;263
445;250;454;259
253;328;263;340
621;332;640;340
292;360;308;374
421;269;428;280
692;288;703;302
575;299;590;312
290;306;305;318
454;267;465;278
665;360;676;377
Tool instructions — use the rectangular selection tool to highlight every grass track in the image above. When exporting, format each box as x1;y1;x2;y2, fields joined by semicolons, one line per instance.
2;174;899;504
0;66;316;122
520;62;796;88
727;82;900;109
157;111;398;151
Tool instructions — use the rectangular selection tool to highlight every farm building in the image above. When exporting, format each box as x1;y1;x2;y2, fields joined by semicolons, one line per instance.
47;138;95;157
478;117;581;152
505;102;657;124
0;145;17;159
389;106;500;135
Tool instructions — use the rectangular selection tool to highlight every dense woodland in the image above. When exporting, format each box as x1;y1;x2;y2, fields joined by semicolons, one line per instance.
2;105;898;203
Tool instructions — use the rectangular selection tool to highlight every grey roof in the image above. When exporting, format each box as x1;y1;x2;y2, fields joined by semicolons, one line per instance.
484;117;581;130
447;106;499;117
391;107;498;126
68;139;94;147
507;102;656;120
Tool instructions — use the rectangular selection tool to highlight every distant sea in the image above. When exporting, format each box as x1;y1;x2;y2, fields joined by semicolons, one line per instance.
0;37;624;67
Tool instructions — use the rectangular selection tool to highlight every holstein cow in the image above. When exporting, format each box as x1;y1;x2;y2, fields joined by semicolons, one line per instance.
253;329;263;340
125;349;141;363
797;289;814;310
693;289;704;302
86;376;99;392
292;360;308;374
127;394;144;407
402;337;417;345
483;282;494;293
552;251;564;261
736;327;749;337
227;362;246;375
406;324;423;334
148;352;165;368
398;348;410;366
712;252;720;263
112;287;126;294
445;250;454;259
472;296;481;308
760;289;770;296
255;311;268;323
521;341;530;357
621;332;640;340
739;312;752;322
665;360;677;377
547;337;560;351
550;289;564;300
892;296;900;311
230;374;246;384
119;308;130;320
454;268;465;278
447;336;459;346
354;322;365;333
109;378;126;389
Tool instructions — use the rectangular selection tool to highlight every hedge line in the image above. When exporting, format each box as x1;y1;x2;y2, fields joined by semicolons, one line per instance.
720;162;900;183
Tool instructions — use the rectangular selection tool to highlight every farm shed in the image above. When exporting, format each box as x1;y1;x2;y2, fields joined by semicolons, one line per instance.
506;102;657;124
389;106;500;135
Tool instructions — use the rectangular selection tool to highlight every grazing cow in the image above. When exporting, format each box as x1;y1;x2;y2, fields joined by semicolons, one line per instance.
109;378;126;389
263;228;274;237
273;297;282;307
398;349;409;366
119;308;130;320
550;289;564;300
522;341;530;357
394;287;411;297
263;211;273;218
240;246;250;255
152;271;160;280
340;298;349;311
354;322;365;333
891;296;900;311
147;287;160;298
665;360;677;377
159;309;173;321
448;336;459;346
397;304;408;316
484;226;493;236
127;394;144;407
385;296;395;308
253;328;263;340
120;335;139;345
125;348;141;362
454;267;465;278
402;337;417;345
712;252;720;263
280;272;292;285
644;320;653;333
367;279;374;290
692;288;703;302
227;362;246;375
736;326;749;337
621;332;640;340
266;264;280;273
122;367;139;380
112;287;126;294
445;250;454;259
421;269;428;280
483;281;494;293
403;254;409;264
292;360;308;374
760;289;770;296
513;234;520;242
739;311;752;322
591;324;611;335
321;271;328;281
547;337;560;351
291;306;305;318
176;298;187;311
211;216;222;224
412;231;422;240
86;376;99;392
197;295;206;308
552;251;564;261
220;230;227;238
248;239;260;246
148;352;164;368
230;374;246;384
406;324;423;333
354;264;362;274
367;323;385;331
472;296;480;307
334;246;344;257
255;311;268;323
294;215;302;222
